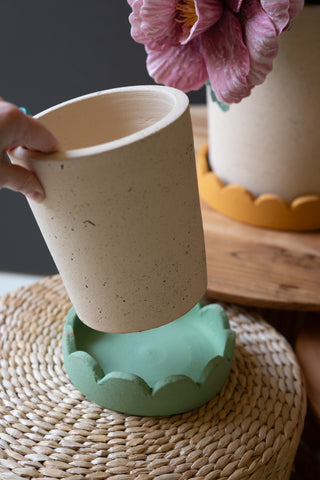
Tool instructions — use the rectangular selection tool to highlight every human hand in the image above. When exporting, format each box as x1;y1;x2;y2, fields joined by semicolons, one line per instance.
0;99;60;202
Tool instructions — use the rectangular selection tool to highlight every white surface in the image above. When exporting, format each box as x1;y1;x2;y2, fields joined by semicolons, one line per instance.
0;272;45;296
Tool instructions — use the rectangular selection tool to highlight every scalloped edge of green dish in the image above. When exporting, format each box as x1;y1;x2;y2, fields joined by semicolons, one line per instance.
62;303;235;416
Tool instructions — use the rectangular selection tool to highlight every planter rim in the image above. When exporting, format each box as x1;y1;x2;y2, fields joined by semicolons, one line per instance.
13;85;189;162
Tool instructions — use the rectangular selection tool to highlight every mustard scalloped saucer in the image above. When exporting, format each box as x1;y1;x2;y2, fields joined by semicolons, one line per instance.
197;144;320;231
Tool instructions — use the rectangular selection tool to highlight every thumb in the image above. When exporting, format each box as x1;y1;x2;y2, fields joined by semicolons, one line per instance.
0;102;60;152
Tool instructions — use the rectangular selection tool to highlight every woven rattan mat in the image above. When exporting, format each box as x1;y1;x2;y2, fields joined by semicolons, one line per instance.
0;275;306;480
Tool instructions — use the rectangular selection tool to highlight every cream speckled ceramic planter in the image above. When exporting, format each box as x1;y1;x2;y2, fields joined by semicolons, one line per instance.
11;86;207;333
207;5;320;204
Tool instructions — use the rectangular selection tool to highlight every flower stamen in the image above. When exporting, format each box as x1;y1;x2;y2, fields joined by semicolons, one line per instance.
175;0;198;39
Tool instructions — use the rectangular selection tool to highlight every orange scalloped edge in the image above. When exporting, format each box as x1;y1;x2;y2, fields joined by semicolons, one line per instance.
197;144;320;231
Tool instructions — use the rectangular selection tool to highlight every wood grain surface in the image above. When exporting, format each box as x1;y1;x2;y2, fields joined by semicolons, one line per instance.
190;105;320;311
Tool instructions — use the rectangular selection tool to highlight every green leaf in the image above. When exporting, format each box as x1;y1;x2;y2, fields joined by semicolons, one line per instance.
206;82;230;112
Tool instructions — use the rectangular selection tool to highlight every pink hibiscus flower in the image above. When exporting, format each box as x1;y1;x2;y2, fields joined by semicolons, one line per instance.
127;0;304;103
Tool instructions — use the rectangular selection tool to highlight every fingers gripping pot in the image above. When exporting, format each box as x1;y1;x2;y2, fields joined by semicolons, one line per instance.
10;86;207;333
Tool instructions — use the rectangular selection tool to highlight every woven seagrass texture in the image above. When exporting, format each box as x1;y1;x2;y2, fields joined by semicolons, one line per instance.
0;275;306;480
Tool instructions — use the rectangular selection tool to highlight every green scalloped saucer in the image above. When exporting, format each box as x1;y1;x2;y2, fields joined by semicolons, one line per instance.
62;302;235;416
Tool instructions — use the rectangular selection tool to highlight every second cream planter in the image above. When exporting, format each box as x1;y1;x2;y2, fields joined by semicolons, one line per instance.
207;5;320;202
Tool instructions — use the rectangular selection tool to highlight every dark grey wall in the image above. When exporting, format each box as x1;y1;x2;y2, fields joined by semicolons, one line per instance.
0;1;205;274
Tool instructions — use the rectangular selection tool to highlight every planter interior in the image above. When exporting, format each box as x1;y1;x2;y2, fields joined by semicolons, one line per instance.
36;89;175;151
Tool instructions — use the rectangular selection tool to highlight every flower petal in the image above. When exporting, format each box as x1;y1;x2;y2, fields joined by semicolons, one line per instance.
260;0;291;34
225;0;244;13
128;0;149;46
181;0;223;44
288;0;304;22
201;10;251;103
146;38;208;91
129;0;180;48
242;0;279;87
